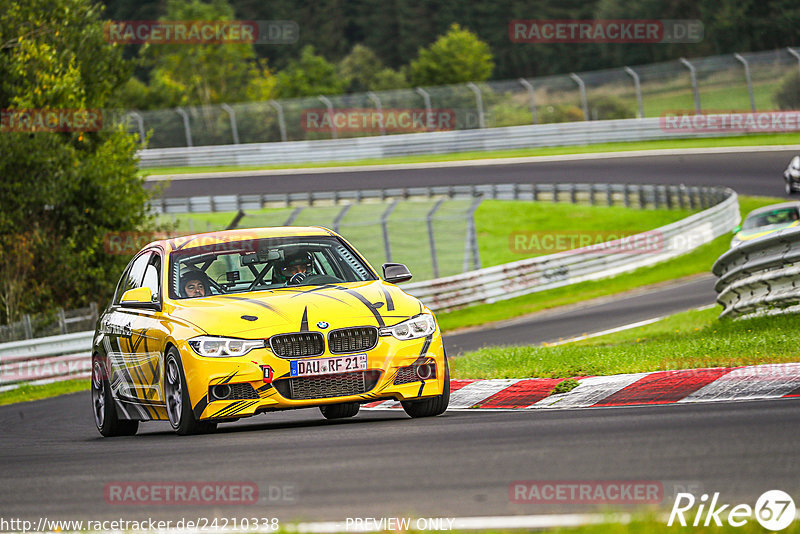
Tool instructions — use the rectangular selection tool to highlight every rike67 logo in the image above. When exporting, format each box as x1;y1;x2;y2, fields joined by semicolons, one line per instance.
668;490;796;531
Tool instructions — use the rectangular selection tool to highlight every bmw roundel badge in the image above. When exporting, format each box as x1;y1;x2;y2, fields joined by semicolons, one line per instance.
317;321;329;329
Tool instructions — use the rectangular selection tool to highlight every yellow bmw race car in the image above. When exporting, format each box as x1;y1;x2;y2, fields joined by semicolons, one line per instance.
91;227;449;436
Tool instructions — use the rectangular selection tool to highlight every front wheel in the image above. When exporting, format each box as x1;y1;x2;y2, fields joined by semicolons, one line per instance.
165;348;217;436
320;402;360;419
401;358;450;418
92;358;138;437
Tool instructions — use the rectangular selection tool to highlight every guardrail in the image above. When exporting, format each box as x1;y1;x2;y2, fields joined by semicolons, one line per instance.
0;331;93;390
713;226;800;318
139;117;745;169
0;183;737;389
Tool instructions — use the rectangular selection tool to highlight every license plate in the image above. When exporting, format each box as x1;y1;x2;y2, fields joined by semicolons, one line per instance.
290;354;367;377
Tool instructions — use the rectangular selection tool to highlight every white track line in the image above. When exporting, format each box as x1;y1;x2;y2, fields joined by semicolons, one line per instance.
145;144;800;181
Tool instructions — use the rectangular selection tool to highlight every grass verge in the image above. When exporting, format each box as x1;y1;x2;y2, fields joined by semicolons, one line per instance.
450;306;800;379
0;379;88;406
141;133;800;176
437;195;781;333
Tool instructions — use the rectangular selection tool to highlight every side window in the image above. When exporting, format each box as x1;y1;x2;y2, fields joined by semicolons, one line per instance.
115;253;152;304
142;254;161;302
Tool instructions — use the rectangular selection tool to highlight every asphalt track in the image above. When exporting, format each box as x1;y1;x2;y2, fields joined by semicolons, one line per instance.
150;149;796;198
2;393;799;521
4;149;799;525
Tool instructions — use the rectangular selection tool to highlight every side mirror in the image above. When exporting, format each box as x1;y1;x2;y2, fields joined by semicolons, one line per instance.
732;225;741;234
120;287;157;308
382;263;412;284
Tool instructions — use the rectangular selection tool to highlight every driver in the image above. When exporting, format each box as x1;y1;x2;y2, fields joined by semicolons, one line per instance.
180;270;209;298
278;250;313;285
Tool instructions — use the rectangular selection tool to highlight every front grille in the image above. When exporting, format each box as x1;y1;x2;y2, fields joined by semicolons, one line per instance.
328;327;378;354
270;332;324;358
274;370;382;400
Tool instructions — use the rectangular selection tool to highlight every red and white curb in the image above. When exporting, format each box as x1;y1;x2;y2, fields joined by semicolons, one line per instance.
362;363;800;411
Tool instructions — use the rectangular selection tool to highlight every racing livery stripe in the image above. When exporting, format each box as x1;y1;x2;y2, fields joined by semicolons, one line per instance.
300;307;309;332
381;286;395;311
192;394;209;420
332;287;385;327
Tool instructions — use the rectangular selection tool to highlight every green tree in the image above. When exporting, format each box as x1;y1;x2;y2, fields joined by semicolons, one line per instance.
338;44;407;92
0;0;152;323
273;45;347;98
408;23;494;87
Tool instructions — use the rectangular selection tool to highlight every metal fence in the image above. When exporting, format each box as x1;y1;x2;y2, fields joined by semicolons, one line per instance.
124;48;800;152
713;226;800;318
0;304;98;343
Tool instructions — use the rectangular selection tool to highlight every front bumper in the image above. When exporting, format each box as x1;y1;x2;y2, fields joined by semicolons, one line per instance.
178;333;446;421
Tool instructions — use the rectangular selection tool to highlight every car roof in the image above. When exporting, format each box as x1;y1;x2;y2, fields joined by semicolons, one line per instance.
744;202;800;219
151;226;336;253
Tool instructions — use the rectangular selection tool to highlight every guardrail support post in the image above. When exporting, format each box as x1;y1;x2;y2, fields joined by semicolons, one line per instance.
624;184;631;208
126;112;146;146
733;53;756;112
175;107;193;147
623;67;644;119
518;78;538;124
569;73;590;121
367;92;386;135
467;82;486;129
415;87;433;131
318;95;337;139
426;199;445;278
269;100;287;142
679;58;701;114
381;200;399;263
220;103;240;144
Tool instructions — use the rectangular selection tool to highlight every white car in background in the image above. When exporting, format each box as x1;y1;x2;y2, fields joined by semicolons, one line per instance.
783;156;800;195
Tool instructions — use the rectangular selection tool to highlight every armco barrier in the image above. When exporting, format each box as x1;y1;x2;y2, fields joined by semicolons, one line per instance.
138;117;743;169
0;183;738;388
713;226;800;318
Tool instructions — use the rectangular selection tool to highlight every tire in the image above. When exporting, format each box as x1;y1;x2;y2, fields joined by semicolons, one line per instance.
92;357;138;437
319;402;360;419
401;357;450;418
787;181;795;196
165;348;217;436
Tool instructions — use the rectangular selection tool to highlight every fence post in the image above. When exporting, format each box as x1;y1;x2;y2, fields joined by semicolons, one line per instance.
426;199;445;278
333;204;352;233
679;58;701;114
175;107;193;147
317;95;337;140
733;53;756;112
269;100;287;142
416;87;433;131
58;308;67;335
788;48;800;77
518;78;538;124
283;207;303;225
220;103;240;144
381;200;399;263
23;314;33;339
366;92;386;135
569;73;589;121
623;67;644;119
126;112;146;146
464;197;483;271
467;82;486;129
624;184;631;208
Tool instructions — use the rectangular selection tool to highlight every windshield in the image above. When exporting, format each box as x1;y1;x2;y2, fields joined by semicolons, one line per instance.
742;208;800;230
169;236;376;299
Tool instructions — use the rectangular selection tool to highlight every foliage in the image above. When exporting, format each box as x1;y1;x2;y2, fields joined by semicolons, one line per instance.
589;94;636;120
774;71;800;110
408;23;494;87
273;45;347;98
539;104;586;123
0;0;152;324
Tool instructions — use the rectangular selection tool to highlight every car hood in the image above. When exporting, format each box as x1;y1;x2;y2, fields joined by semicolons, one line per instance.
167;280;424;338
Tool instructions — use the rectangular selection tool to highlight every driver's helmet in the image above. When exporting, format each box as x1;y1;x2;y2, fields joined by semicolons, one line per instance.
276;250;313;283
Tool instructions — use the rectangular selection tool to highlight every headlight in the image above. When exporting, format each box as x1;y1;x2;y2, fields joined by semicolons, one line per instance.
188;336;265;357
380;313;437;340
